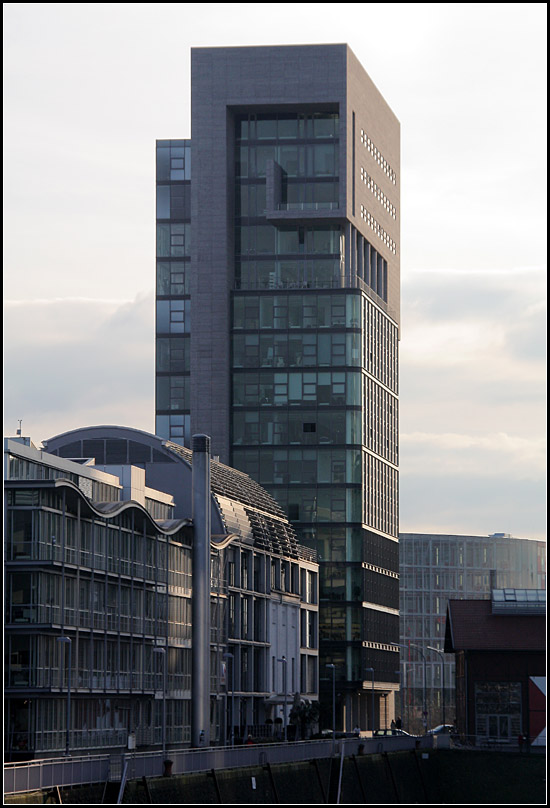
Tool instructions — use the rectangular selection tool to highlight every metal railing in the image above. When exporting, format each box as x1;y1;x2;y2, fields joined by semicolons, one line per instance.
276;202;340;211
234;275;397;322
4;735;435;796
4;753;111;796
452;733;544;751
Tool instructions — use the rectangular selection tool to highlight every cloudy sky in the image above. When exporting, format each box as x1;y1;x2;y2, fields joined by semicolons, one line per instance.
4;3;547;540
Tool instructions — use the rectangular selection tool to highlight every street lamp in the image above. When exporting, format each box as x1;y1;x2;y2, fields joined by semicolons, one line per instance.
325;664;336;756
57;637;72;756
153;648;167;760
394;670;404;729
365;667;375;734
391;642;428;733
277;656;288;741
223;651;235;746
427;646;445;728
413;645;428;733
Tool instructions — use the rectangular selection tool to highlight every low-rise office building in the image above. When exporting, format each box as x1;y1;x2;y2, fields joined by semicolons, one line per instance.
398;531;546;733
5;429;318;759
445;589;546;746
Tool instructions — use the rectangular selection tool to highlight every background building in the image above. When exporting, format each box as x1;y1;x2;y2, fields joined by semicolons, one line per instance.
5;428;318;759
398;532;546;733
155;43;400;731
445;590;546;746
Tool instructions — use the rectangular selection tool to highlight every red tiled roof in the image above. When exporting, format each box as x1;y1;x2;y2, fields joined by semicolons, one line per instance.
445;599;546;652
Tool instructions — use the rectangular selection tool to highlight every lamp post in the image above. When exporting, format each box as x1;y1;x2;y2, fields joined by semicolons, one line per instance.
391;642;428;733
153;648;167;760
223;651;235;746
415;645;428;733
325;664;336;756
427;646;445;728
394;670;403;729
277;656;287;741
365;667;375;734
57;637;72;756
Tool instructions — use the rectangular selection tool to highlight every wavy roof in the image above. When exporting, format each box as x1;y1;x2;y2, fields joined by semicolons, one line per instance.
7;477;191;539
38;426;312;561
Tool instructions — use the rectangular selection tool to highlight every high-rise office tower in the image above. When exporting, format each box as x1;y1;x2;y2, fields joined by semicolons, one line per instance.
156;45;400;730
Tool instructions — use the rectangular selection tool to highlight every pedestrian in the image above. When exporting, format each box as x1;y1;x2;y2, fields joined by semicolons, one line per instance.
395;716;402;730
518;733;524;752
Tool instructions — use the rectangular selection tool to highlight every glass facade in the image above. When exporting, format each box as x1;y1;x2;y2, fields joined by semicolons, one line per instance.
230;111;400;706
155;139;191;446
399;532;547;734
5;479;193;756
5;437;319;756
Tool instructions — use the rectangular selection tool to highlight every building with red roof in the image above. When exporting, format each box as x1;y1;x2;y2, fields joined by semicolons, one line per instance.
445;590;545;746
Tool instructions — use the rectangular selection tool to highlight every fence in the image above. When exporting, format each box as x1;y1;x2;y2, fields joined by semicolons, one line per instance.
4;754;111;796
4;735;435;796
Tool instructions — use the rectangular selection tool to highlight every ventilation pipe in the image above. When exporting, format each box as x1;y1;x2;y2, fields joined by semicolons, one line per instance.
191;434;211;747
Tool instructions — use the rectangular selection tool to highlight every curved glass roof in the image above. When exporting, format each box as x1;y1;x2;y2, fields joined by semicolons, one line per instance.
165;442;301;558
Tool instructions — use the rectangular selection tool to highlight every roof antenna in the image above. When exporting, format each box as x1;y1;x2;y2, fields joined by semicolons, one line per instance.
16;419;22;436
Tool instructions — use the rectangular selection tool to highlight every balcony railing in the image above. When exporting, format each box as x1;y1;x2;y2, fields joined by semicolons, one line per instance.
276;201;340;211
234;275;397;321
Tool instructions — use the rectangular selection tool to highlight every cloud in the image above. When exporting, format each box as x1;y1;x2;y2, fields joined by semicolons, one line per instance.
3;4;546;540
3;294;155;442
399;473;546;541
398;263;546;538
400;265;546;388
400;320;504;366
400;431;546;480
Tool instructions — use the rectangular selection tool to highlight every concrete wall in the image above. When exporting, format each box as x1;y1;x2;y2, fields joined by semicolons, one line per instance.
6;750;545;804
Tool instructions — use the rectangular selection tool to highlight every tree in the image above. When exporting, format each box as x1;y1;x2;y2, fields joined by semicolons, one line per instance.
289;694;320;740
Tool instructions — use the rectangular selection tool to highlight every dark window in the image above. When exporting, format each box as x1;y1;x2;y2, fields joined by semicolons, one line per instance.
82;440;105;464
105;440;128;464
128;441;152;465
57;440;82;459
288;504;300;520
170;184;191;219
